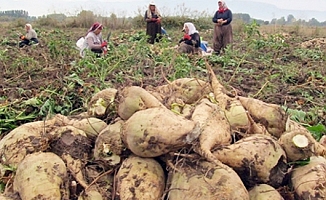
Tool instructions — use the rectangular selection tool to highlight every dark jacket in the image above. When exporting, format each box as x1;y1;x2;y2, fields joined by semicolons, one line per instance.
179;32;201;48
144;11;159;23
212;9;232;25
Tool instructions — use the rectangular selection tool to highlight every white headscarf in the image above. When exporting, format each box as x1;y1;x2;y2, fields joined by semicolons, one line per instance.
25;23;32;29
183;22;198;35
147;1;161;18
218;0;228;10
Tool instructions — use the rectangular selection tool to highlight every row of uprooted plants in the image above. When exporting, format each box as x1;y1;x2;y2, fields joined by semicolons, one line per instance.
0;63;326;200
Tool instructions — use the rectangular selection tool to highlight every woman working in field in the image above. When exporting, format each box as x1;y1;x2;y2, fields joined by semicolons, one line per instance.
212;0;233;55
177;22;201;54
19;23;39;48
144;1;162;44
80;22;108;57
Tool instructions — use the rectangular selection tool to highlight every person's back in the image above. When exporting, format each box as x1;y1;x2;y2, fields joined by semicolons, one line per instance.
26;28;38;41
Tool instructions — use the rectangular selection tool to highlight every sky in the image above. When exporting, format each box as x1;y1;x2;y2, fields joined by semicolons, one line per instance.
1;0;326;21
242;0;326;11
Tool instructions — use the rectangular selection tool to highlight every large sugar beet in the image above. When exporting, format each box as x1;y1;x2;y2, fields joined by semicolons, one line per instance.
122;107;200;157
116;155;165;200
54;114;107;139
87;88;117;118
237;96;288;138
280;119;326;162
150;78;212;106
248;184;284;200
0;119;57;168
205;63;249;130
291;156;326;199
191;98;231;163
94;119;124;166
13;152;68;200
117;86;164;120
213;134;288;188
167;159;249;200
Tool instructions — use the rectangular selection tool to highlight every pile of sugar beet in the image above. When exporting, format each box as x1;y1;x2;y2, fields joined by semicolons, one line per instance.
1;64;326;200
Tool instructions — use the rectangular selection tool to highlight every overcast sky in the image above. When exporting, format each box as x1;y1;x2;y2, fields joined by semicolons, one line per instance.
1;0;326;21
242;0;326;11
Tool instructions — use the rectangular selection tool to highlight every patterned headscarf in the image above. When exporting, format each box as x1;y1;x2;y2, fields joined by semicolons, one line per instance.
147;1;161;19
183;22;198;35
87;22;103;34
218;1;228;13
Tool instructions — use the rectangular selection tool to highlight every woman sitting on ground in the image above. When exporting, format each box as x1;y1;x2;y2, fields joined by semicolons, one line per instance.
19;24;39;48
178;22;201;54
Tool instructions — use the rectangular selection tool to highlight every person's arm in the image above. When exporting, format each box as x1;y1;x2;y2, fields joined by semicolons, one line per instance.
144;11;153;22
193;33;200;48
156;14;161;23
30;30;37;39
184;33;200;47
220;10;232;25
87;37;102;49
212;11;219;23
25;31;32;40
225;10;233;23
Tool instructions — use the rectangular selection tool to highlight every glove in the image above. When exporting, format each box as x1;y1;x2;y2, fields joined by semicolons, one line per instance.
103;47;108;55
20;35;25;40
101;41;107;47
183;34;191;40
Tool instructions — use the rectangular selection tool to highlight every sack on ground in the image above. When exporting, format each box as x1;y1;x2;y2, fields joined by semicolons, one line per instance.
76;37;85;50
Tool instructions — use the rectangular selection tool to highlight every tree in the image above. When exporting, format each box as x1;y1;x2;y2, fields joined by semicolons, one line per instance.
77;10;96;28
308;18;320;26
276;17;286;25
287;14;296;24
234;13;251;23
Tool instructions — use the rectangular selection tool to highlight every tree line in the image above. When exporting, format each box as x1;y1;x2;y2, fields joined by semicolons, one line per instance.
1;9;326;27
0;10;28;18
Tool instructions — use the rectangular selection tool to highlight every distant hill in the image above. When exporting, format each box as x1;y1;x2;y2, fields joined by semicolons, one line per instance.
169;0;326;22
226;1;326;22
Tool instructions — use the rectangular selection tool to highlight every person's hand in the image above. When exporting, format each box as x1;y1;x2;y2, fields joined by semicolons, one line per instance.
101;41;107;47
183;34;191;40
103;47;108;55
156;18;161;23
20;35;25;40
217;18;224;26
151;18;157;22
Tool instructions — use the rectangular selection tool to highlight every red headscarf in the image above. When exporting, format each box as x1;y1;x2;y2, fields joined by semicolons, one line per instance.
218;1;228;13
87;22;103;34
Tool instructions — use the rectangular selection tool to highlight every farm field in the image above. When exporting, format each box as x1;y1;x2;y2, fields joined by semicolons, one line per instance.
0;21;326;199
1;23;325;132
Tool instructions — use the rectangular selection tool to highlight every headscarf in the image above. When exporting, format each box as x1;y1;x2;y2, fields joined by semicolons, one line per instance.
183;22;198;35
87;22;103;35
146;1;161;19
25;24;32;30
218;0;228;13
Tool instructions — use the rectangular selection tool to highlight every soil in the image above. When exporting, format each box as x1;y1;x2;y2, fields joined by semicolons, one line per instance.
1;30;325;117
